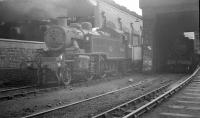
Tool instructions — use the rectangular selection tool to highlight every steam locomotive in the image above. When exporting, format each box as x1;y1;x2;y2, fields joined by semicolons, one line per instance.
35;18;131;85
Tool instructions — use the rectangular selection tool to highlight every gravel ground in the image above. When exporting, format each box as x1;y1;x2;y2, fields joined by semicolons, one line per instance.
0;73;185;118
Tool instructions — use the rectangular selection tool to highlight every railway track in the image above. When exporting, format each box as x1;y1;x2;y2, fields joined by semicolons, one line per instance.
0;86;34;93
0;75;141;102
0;74;139;102
22;79;153;118
142;69;200;118
92;67;200;118
0;85;63;101
0;74;133;102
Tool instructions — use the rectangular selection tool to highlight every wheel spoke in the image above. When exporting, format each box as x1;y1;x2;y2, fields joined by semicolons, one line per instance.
58;67;72;85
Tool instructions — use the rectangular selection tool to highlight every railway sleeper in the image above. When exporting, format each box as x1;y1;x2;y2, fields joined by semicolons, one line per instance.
0;96;13;101
149;102;157;109
137;108;148;117
108;107;131;117
13;93;26;97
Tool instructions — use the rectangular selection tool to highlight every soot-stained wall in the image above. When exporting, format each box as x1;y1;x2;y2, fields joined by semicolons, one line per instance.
140;0;199;72
154;11;198;72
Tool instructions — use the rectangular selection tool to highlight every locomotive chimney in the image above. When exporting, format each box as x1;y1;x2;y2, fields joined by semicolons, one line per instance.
57;17;68;27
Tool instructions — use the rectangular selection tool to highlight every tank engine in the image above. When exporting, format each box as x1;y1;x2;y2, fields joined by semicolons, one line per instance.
36;18;130;85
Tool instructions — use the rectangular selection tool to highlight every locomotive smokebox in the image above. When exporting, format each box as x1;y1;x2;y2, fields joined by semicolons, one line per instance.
44;25;71;51
57;17;68;27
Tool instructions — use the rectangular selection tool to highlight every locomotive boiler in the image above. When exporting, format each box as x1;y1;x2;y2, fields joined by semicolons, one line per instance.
36;18;130;85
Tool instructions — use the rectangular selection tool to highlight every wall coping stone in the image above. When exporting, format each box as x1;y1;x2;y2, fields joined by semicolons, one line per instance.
0;38;45;44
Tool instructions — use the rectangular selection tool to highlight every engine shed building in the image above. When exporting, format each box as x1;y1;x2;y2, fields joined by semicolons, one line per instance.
140;0;199;72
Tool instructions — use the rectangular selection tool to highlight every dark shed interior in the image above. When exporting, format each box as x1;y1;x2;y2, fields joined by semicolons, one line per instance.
153;11;199;73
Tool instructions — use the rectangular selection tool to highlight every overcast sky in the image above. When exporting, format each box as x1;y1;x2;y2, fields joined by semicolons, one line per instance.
113;0;142;15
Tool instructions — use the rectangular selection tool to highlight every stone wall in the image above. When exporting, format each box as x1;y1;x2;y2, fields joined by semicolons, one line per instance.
140;9;156;72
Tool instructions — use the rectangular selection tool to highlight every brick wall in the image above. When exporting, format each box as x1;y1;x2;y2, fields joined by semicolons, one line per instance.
95;1;143;35
95;1;144;71
140;0;199;8
0;39;46;84
0;39;46;68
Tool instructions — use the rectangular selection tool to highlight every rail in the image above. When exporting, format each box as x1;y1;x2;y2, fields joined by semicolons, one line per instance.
92;84;170;118
0;86;34;93
123;67;200;118
0;85;64;102
22;80;148;118
92;67;200;118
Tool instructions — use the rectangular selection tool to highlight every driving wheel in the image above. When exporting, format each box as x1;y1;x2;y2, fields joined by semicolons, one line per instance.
57;67;72;85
